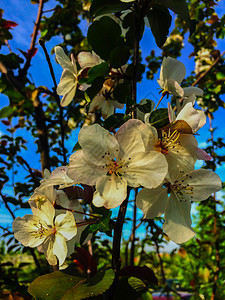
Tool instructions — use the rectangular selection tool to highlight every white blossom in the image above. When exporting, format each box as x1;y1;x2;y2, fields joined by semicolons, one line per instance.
68;119;168;209
13;199;77;267
137;169;222;244
157;57;203;97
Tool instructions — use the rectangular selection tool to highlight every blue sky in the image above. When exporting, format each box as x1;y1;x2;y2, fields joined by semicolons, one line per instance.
0;0;225;252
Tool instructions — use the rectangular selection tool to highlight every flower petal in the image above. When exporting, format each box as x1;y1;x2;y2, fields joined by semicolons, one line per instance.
136;185;168;219
163;193;195;244
57;69;76;95
124;151;168;189
182;169;222;201
13;215;48;247
68;150;105;185
160;57;186;84
55;46;74;74
55;210;77;241
95;174;127;209
166;78;184;97
183;86;203;97
77;51;103;68
42;236;58;266
78;124;119;166
195;147;212;161
176;102;205;133
60;83;77;107
115;119;150;157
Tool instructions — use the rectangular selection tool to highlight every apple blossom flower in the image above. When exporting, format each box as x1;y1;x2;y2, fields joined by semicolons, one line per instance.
40;166;74;189
157;57;203;97
88;78;124;119
55;46;91;107
136;169;222;244
68;119;168;209
13;198;77;267
89;94;124;119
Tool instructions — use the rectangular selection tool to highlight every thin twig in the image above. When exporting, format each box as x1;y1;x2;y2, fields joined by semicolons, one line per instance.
130;188;138;266
39;40;67;165
112;189;130;273
20;0;44;77
0;191;15;220
192;51;225;87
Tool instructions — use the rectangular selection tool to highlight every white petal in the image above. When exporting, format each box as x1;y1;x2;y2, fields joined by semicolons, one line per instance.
136;185;168;219
78;51;103;68
182;169;222;201
60;83;77;107
96;174;127;209
183;86;203;97
30;198;55;226
53;233;68;266
55;46;74;74
68;150;105;185
57;69;76;95
40;166;74;188
163;193;195;244
160;57;186;84
56;190;84;215
42;236;58;266
166;142;197;182
89;95;105;112
55;210;77;241
166;78;184;97
13;215;48;247
115;119;150;157
176;102;204;133
78;124;119;166
168;102;176;123
124;151;168;189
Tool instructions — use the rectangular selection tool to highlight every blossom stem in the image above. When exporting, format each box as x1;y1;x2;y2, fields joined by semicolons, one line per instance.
112;188;130;273
155;94;165;110
76;220;98;227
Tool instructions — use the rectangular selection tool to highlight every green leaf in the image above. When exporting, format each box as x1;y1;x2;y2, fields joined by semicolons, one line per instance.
89;207;112;234
128;277;147;293
72;142;81;152
86;77;105;99
62;269;115;300
28;268;115;300
137;99;155;114
0;106;15;118
28;269;85;300
147;5;172;48
90;0;132;18
104;113;128;130
0;53;24;69
87;16;123;61
113;83;131;104
87;62;110;83
155;0;196;35
110;46;130;68
119;266;158;286
148;108;169;129
142;291;153;300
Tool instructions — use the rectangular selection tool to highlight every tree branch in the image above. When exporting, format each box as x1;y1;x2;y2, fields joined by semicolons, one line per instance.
39;40;67;165
19;0;44;78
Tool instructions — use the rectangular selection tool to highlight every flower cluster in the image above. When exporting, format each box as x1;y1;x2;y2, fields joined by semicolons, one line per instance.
55;46;125;119
13;178;89;268
13;56;222;269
